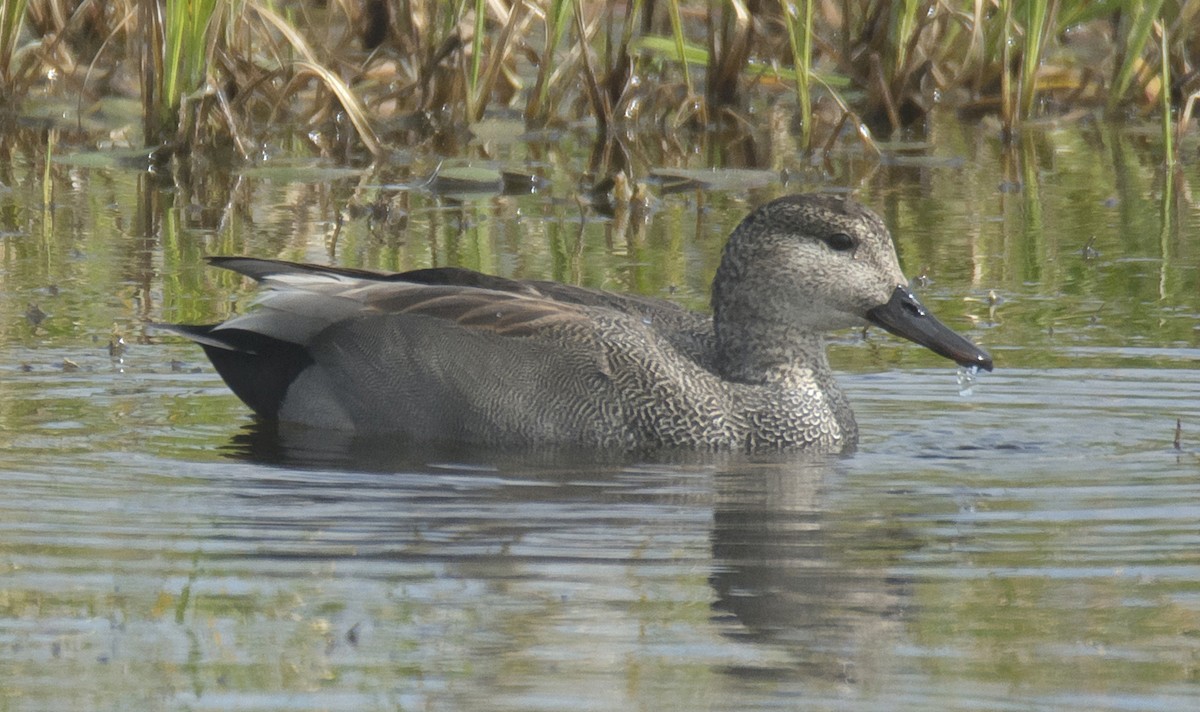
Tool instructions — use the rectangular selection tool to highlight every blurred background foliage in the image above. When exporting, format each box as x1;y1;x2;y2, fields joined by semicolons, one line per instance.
0;0;1196;163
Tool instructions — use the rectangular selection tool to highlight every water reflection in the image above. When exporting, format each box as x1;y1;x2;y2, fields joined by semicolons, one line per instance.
711;459;909;687
3;365;1199;710
222;420;651;472
219;421;916;691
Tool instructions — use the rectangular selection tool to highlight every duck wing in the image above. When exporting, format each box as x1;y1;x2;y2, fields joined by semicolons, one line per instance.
208;265;587;345
206;256;712;356
208;256;695;322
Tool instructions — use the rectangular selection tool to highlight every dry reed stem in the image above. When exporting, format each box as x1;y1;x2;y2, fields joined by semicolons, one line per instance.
469;0;530;122
707;0;750;109
573;0;611;130
1;0;1193;158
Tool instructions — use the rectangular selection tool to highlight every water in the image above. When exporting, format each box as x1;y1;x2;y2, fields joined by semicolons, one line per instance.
4;360;1198;710
2;116;1200;710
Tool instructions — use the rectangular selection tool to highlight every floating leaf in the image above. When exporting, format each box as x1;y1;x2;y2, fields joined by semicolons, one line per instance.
649;167;780;193
240;162;365;182
429;166;504;197
54;148;162;170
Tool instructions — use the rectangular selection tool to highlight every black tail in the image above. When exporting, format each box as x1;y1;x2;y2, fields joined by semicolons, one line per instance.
155;323;312;420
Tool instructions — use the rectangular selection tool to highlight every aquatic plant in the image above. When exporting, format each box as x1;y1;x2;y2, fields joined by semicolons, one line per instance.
140;0;220;146
0;0;30;104
0;0;1191;159
783;0;813;152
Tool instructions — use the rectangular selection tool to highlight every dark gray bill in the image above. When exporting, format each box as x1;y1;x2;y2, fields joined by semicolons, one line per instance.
866;285;993;371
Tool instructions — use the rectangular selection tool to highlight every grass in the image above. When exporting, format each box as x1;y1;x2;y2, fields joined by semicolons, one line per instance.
524;0;573;127
0;0;30;104
1017;0;1052;126
1110;0;1167;113
783;0;813;152
1159;19;1174;167
140;0;220;146
0;0;1193;161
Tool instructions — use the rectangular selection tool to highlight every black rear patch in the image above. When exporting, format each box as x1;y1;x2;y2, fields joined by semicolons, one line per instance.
174;325;313;419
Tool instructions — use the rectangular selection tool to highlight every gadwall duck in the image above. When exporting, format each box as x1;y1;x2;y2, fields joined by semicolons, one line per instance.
161;194;991;452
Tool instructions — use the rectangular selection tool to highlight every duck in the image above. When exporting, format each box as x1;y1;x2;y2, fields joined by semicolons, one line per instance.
159;193;992;452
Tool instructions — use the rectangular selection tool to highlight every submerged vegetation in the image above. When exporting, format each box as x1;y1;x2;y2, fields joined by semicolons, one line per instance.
0;0;1196;163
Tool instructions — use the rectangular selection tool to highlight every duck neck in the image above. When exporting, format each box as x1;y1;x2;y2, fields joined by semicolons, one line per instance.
714;317;831;386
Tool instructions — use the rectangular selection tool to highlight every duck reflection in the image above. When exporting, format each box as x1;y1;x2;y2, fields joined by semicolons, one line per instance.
223;420;641;471
710;457;914;685
220;422;915;689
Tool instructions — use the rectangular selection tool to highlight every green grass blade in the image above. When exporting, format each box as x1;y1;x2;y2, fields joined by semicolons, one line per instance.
633;35;848;88
890;0;920;76
784;0;814;152
666;0;692;96
0;0;30;95
1159;20;1173;167
1000;0;1015;136
1018;0;1052;120
152;0;219;143
1110;0;1165;110
526;0;571;126
468;0;485;119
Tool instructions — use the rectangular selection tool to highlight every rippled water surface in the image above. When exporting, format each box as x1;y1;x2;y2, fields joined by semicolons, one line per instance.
3;117;1200;710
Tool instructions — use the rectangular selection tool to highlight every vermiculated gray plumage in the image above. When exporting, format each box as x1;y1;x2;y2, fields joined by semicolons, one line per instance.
159;194;991;452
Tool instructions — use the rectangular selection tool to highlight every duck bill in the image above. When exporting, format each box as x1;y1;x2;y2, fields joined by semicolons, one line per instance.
866;285;993;371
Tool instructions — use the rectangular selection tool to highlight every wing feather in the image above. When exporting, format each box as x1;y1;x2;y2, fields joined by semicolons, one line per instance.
212;269;593;346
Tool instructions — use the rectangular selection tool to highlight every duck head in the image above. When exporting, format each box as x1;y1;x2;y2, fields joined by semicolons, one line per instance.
712;193;992;375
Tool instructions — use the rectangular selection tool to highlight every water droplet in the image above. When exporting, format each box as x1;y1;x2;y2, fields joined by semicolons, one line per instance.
957;365;980;397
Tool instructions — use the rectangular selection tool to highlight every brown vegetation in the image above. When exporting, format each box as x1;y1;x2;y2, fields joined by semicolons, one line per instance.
0;0;1196;163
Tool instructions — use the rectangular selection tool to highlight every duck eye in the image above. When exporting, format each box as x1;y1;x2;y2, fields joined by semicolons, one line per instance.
822;232;856;252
